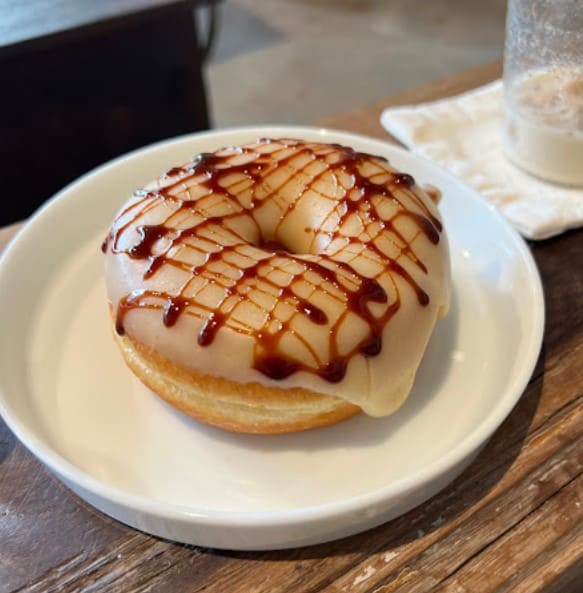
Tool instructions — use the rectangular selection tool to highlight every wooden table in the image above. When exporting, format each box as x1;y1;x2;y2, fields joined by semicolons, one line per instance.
1;62;582;593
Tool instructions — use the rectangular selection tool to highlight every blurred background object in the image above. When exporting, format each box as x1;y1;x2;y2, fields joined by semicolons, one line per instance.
0;0;507;225
0;0;217;225
207;0;507;126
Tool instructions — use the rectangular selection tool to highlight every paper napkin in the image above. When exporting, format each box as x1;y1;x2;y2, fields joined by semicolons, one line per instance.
380;80;583;240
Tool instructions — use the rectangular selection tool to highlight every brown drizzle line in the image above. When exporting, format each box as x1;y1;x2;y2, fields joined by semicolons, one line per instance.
104;139;443;383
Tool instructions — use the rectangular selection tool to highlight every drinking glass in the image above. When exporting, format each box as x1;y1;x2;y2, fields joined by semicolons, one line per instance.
503;0;583;186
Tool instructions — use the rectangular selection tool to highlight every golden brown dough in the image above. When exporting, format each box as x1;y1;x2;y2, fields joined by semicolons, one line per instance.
115;331;361;434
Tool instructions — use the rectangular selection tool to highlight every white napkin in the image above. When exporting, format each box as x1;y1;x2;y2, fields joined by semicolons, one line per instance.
380;80;583;240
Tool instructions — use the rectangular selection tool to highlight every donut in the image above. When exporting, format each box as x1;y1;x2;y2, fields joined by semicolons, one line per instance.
103;138;450;433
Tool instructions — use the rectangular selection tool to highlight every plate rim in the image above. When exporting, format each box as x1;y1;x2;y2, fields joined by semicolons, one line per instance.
0;125;545;531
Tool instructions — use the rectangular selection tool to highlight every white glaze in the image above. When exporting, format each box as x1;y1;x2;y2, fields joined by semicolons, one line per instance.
105;140;450;416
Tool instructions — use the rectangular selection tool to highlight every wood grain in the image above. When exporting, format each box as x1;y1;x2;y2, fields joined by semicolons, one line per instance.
1;62;582;593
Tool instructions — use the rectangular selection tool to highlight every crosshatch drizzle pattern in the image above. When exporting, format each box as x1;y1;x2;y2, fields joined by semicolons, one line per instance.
103;139;443;383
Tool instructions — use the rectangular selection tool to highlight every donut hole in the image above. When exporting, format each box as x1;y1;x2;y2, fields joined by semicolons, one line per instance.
258;238;295;254
251;193;338;257
251;206;315;256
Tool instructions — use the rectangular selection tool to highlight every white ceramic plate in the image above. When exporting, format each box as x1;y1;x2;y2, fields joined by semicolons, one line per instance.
0;127;544;550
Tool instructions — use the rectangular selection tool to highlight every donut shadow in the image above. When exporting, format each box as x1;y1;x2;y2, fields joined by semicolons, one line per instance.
170;286;460;453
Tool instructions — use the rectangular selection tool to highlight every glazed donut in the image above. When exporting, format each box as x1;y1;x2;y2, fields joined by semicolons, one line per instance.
103;138;450;433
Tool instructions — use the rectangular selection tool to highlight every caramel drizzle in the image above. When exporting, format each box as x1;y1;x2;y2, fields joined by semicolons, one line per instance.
104;139;442;383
